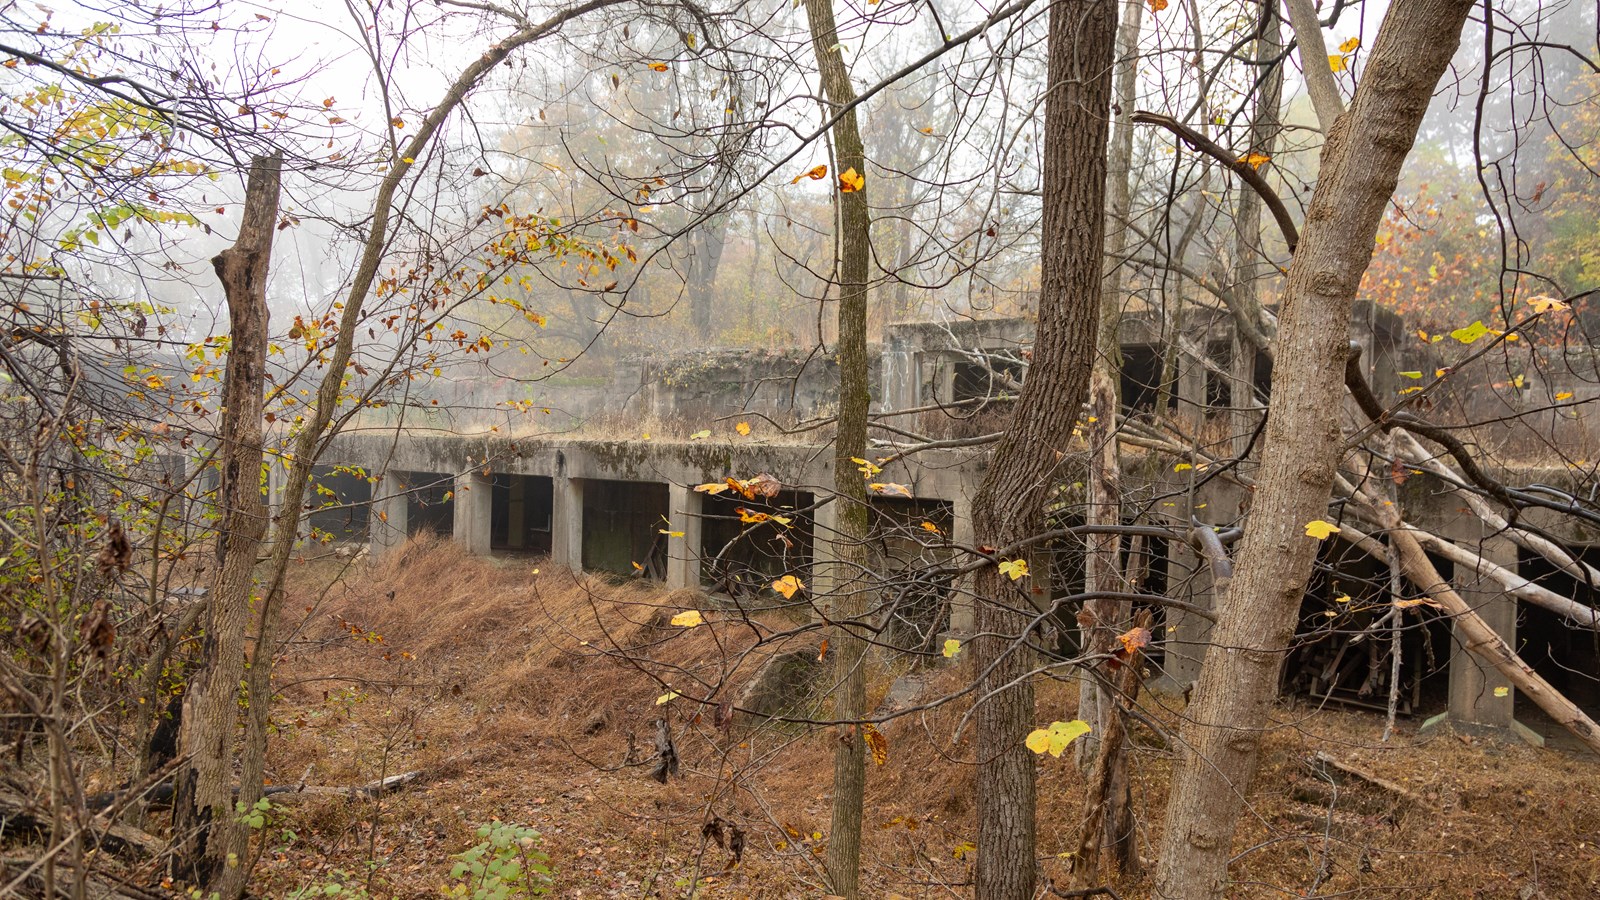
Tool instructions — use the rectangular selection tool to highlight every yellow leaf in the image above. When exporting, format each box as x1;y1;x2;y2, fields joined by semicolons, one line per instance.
1556;392;1574;401
647;62;670;71
670;610;704;628
869;482;912;498
1334;593;1352;604
656;690;680;705
632;561;644;571
735;421;751;436
1511;374;1525;389
1173;463;1193;472
863;724;888;765
1528;295;1569;314
695;482;732;494
689;429;711;440
660;529;686;538
401;156;414;164
390;117;405;128
772;575;804;599
1328;54;1348;73
1398;371;1423;379
852;457;883;476
942;638;962;658
921;521;942;535
1304;520;1341;540
918;126;935;134
839;167;865;192
1338;36;1361;53
1493;686;1510;697
790;164;828;184
1236;151;1271;170
1024;720;1092;757
998;558;1029;581
953;841;977;860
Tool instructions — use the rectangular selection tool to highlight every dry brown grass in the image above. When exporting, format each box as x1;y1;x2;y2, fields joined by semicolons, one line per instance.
257;538;1600;899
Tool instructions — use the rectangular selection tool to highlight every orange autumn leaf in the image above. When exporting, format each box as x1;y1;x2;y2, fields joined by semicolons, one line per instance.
791;164;828;185
839;167;865;192
863;723;888;765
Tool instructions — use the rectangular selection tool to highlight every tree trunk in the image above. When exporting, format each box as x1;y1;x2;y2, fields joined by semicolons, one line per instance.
1153;0;1475;896
687;213;729;336
1071;0;1144;878
171;153;281;894
1225;2;1285;452
799;1;873;896
971;1;1116;897
1283;0;1346;131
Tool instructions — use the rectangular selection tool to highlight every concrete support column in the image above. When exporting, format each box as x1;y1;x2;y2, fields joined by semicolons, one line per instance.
1440;538;1521;731
369;476;410;560
1176;345;1205;436
666;483;703;590
551;475;585;571
263;458;290;543
809;498;841;621
1164;481;1235;688
452;470;493;556
947;492;977;636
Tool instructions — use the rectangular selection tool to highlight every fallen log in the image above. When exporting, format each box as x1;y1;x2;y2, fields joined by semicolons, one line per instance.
83;769;426;811
1305;751;1423;804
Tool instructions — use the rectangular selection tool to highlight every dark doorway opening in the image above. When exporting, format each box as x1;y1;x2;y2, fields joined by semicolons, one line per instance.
582;479;670;578
306;465;372;543
1120;344;1174;415
400;471;454;538
491;474;553;555
701;489;814;599
1516;547;1600;721
868;497;956;654
952;356;1023;404
1282;543;1453;716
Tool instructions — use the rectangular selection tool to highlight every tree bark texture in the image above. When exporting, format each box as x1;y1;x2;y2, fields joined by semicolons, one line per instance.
172;153;281;894
800;0;873;896
1153;0;1475;895
1076;0;1143;773
971;1;1116;897
1283;0;1346;131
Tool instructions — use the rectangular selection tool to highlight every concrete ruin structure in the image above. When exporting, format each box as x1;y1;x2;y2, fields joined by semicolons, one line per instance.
255;305;1598;746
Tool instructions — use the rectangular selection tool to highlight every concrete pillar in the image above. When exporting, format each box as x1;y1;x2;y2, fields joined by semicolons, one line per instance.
666;483;703;590
369;476;410;560
551;475;584;571
809;498;841;620
1163;480;1237;688
506;477;527;551
1433;538;1523;733
452;470;493;556
1176;345;1205;436
947;492;976;636
264;457;290;543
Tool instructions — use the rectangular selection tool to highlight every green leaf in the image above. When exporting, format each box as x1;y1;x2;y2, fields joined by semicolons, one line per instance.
1450;320;1490;344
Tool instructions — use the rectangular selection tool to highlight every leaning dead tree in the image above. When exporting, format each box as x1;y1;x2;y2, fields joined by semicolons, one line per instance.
172;152;281;893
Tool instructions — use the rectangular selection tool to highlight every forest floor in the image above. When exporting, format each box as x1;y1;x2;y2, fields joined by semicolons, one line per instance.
253;537;1600;899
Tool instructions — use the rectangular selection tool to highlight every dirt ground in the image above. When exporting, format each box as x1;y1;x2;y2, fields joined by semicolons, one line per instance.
255;537;1600;899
